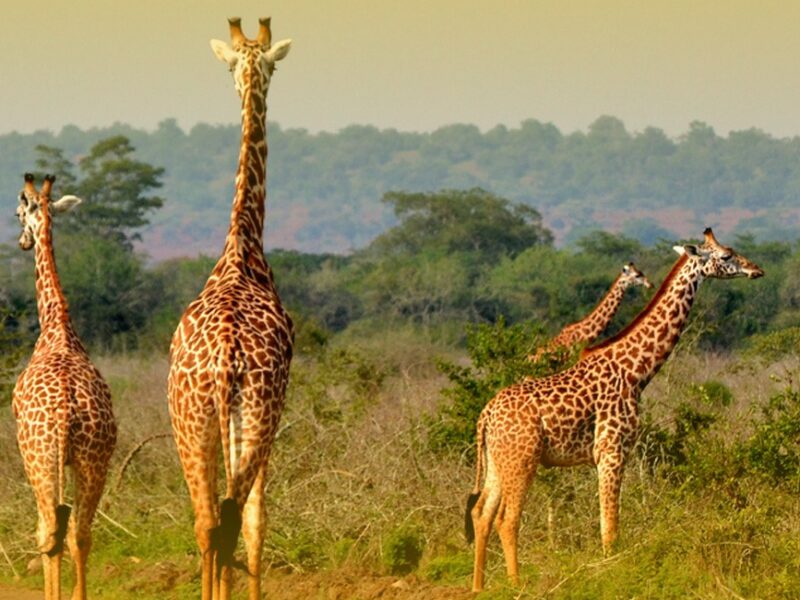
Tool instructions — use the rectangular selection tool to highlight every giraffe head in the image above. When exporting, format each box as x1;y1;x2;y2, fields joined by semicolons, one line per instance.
16;173;81;251
210;17;291;99
673;228;764;280
619;262;653;289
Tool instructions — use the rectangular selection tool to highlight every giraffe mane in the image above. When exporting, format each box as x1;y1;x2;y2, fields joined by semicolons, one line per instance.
580;253;690;357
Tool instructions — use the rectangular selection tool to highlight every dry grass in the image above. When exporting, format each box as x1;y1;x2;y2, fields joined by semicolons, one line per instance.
0;341;799;598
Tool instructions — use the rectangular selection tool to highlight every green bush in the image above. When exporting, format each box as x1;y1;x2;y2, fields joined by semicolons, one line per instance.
423;552;472;582
638;382;724;478
745;326;800;364
381;525;424;575
427;317;562;453
0;308;27;405
738;386;800;489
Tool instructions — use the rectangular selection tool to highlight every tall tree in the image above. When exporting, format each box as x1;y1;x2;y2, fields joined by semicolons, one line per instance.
75;136;164;248
36;136;165;249
373;188;553;260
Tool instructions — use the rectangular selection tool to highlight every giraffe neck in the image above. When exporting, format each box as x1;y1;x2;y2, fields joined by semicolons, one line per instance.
216;66;274;287
584;254;701;389
32;204;74;348
571;274;626;340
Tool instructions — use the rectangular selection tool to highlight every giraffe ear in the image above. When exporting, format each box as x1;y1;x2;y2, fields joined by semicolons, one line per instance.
265;39;292;63
672;245;686;256
51;195;82;213
622;264;631;273
210;39;238;67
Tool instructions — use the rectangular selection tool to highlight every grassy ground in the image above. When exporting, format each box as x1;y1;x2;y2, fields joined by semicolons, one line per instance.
1;333;799;598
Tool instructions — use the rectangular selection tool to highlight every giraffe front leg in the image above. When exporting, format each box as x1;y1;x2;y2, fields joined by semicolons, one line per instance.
595;449;624;555
242;465;266;600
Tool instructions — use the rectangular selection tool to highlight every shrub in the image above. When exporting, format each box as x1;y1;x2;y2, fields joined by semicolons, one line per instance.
737;386;800;489
381;525;424;575
638;380;732;478
745;326;800;364
423;552;473;582
427;317;563;453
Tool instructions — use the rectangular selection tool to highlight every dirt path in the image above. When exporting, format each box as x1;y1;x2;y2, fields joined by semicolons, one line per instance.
0;583;39;600
0;572;473;599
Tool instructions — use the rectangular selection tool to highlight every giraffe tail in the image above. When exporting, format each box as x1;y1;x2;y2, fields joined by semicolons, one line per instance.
47;392;71;556
212;346;244;568
210;497;242;569
465;414;487;544
46;505;71;557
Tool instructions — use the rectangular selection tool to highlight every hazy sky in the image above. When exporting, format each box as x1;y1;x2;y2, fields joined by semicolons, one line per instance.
2;0;800;137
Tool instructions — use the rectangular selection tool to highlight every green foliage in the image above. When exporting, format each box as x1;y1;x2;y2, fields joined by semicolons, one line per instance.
689;379;734;408
375;188;553;259
4;119;800;255
574;230;644;260
428;317;561;453
422;552;473;582
638;380;734;483
290;346;386;424
746;326;800;364
381;525;424;575
0;308;26;405
36;136;164;249
640;401;719;474
738;386;800;489
58;234;156;350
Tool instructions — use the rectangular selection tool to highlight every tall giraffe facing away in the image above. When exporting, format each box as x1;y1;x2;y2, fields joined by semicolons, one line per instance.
168;18;293;600
530;262;652;361
13;174;117;600
466;229;763;591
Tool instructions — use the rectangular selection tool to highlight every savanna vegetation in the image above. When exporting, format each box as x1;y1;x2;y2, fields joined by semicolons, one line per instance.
0;137;799;597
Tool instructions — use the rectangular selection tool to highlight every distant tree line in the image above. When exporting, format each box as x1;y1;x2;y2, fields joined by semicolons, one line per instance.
0;133;795;403
1;117;800;255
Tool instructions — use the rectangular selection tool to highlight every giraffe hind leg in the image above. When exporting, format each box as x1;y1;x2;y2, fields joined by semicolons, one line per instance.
68;453;112;600
494;467;536;586
241;465;267;600
471;456;502;592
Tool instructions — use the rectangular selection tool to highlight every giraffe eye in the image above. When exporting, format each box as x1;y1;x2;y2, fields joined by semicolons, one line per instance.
720;253;732;261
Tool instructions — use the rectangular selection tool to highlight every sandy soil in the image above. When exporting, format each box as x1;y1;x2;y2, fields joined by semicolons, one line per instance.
0;583;40;600
0;571;474;599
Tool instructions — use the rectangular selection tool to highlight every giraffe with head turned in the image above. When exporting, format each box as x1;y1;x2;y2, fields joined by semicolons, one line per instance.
466;228;763;591
168;17;293;600
530;262;652;362
13;173;117;600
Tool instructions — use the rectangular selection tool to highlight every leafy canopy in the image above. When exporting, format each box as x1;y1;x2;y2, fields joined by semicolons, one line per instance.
35;135;164;249
371;188;553;260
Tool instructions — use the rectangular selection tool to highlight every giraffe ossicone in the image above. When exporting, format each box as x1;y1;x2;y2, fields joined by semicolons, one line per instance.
13;173;117;600
467;229;763;592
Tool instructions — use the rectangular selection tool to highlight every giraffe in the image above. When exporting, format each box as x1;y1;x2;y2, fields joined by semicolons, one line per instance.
465;229;763;591
12;173;117;600
530;262;652;361
167;18;293;600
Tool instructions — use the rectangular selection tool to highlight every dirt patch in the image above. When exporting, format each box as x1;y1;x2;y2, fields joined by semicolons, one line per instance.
0;570;473;599
0;583;40;600
261;569;473;600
